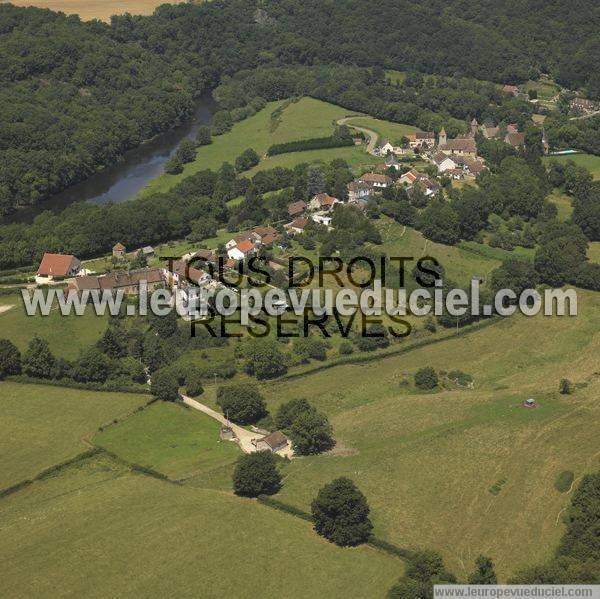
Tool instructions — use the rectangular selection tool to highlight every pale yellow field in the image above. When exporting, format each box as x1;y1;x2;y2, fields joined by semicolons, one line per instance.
2;0;185;21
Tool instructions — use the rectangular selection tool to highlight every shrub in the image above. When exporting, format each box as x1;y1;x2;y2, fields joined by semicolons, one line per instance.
275;398;313;430
311;477;373;546
559;378;573;394
216;384;267;424
414;367;438;390
185;369;204;397
0;338;21;378
244;339;287;380
233;451;281;497
468;555;497;584
293;337;328;362
22;337;55;379
151;368;179;402
196;126;212;146
356;323;390;351
338;340;353;355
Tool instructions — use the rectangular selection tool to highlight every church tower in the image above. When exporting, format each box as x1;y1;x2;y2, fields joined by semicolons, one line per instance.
438;127;447;147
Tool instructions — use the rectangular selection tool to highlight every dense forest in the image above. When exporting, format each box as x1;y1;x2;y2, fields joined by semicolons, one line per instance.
0;0;599;211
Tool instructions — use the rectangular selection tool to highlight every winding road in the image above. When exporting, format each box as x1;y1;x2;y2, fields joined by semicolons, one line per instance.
337;117;379;155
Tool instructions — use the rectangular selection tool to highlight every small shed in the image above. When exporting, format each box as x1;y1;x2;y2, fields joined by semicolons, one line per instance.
524;398;536;408
254;431;288;453
112;242;126;260
220;426;235;441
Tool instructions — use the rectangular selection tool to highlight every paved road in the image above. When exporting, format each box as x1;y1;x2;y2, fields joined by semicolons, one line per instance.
337;117;379;155
181;394;261;453
569;109;600;121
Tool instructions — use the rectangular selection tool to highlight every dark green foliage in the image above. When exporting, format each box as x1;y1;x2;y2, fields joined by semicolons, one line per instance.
268;130;353;156
468;555;497;584
216;384;267;424
289;409;335;455
338;340;354;355
151;368;179;402
234;148;260;173
274;398;313;430
534;222;589;286
414;367;438;390
72;347;112;383
388;550;456;597
176;140;197;164
164;155;184;175
356;323;390;351
417;200;460;245
196;126;212;146
233;451;281;497
22;336;55;379
293;337;328;362
0;338;21;378
387;578;431;599
185;370;204;397
559;379;573;395
98;325;127;359
491;258;539;297
311;477;373;546
243;339;287;380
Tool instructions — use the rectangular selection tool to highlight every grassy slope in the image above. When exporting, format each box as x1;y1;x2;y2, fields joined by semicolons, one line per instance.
342;115;420;143
544;154;600;179
588;242;600;263
0;292;107;359
0;382;148;489
94;402;239;485
0;455;402;598
548;189;574;222
255;290;600;580
144;97;361;195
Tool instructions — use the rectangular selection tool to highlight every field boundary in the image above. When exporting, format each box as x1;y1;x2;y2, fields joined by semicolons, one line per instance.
256;494;414;561
273;317;501;384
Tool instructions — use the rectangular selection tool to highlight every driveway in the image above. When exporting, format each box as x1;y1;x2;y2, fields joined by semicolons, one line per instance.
181;394;264;453
337;117;379;155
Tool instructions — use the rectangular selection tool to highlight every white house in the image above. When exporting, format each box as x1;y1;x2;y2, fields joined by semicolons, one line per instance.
227;239;257;262
432;151;457;173
376;139;395;156
358;173;392;188
312;212;333;227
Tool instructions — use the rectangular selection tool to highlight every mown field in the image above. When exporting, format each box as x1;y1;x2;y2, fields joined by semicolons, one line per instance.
3;0;186;21
251;289;600;580
544;153;600;179
94;402;239;487
0;452;402;598
144;97;378;195
0;381;148;489
0;292;107;359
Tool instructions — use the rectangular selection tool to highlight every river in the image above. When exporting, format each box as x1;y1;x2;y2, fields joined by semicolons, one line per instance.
3;95;217;224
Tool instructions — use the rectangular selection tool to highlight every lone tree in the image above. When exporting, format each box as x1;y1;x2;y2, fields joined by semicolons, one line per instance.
414;367;438;390
216;384;267;424
468;555;497;585
0;338;21;379
244;339;287;380
289;409;335;455
151;369;179;402
233;451;281;497
311;477;372;546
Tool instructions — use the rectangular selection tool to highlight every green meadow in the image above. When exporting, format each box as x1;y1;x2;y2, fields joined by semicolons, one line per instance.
342;115;420;144
544;153;600;179
144;97;364;195
254;289;600;579
0;292;107;359
0;381;148;489
0;453;402;598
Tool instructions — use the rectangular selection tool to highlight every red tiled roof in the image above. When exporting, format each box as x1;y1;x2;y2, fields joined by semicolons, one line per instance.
288;200;307;216
236;239;255;254
37;253;78;277
113;242;125;251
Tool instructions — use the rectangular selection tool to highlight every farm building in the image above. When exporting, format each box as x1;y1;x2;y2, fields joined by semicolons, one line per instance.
254;431;289;453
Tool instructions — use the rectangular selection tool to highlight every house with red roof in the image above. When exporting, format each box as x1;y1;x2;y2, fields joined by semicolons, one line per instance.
36;253;82;280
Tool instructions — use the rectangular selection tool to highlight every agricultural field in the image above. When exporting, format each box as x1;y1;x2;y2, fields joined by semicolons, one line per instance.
94;402;239;486
144;98;362;195
0;453;402;598
2;0;185;21
255;289;600;580
521;79;561;101
0;292;107;359
0;381;148;489
544;153;600;179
